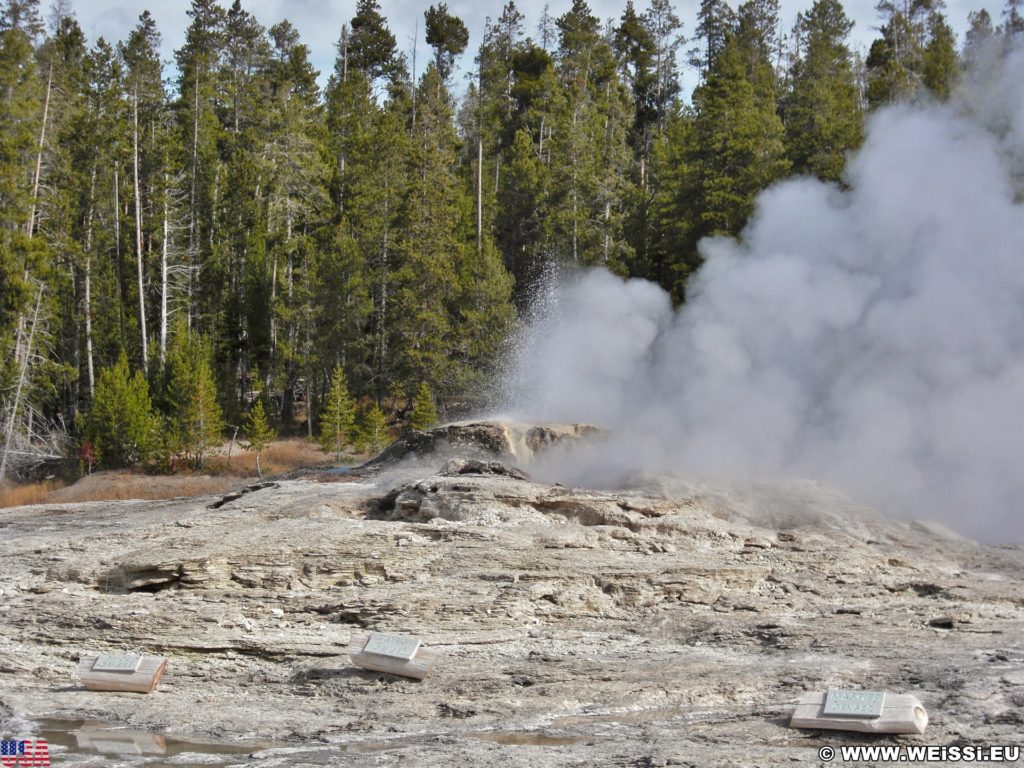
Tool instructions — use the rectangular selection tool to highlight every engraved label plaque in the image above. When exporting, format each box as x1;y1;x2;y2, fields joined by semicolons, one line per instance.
363;632;420;661
92;654;142;673
823;690;885;718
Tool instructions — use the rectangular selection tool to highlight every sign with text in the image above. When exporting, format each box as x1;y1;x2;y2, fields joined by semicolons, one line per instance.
363;632;421;661
823;690;886;718
348;633;440;680
92;654;142;673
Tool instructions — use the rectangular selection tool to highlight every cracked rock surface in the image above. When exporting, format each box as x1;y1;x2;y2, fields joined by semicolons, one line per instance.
0;422;1022;767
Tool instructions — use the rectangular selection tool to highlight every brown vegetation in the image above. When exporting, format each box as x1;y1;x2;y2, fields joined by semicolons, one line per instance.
0;480;65;508
0;439;342;509
215;438;339;476
41;473;242;505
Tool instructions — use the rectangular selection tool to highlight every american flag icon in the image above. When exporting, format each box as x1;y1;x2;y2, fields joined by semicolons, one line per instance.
0;739;50;767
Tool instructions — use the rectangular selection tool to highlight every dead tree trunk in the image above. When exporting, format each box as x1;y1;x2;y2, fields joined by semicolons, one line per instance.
132;86;149;370
0;284;44;485
187;83;200;328
84;165;97;397
159;173;170;366
27;61;53;240
113;164;127;349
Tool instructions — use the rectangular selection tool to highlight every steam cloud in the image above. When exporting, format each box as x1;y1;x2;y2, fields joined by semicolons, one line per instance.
505;47;1024;544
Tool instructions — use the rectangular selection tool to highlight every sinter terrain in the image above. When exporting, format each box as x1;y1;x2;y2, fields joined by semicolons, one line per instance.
1;421;1022;766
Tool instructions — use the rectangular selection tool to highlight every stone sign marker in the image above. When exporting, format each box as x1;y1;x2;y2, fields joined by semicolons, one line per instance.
822;690;885;718
790;691;928;734
91;654;143;673
363;632;421;660
78;653;167;693
348;633;440;680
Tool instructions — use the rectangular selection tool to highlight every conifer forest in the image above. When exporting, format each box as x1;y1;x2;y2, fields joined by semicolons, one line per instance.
0;0;1021;478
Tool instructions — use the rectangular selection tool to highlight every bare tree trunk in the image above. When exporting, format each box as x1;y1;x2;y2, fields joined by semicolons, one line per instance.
84;165;97;397
539;116;546;162
603;200;611;263
0;284;44;485
376;194;390;391
410;19;418;128
304;261;314;440
11;61;55;365
571;107;579;263
270;255;278;355
227;424;238;465
285;212;293;301
477;136;483;257
187;82;200;328
132;87;148;370
210;161;219;254
159;172;170;366
113;164;126;348
27;62;53;239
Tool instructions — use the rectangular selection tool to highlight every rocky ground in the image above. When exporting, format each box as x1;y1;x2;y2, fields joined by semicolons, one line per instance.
1;421;1022;767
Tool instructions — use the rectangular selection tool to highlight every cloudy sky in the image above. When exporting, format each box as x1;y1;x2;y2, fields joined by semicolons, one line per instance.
74;0;993;95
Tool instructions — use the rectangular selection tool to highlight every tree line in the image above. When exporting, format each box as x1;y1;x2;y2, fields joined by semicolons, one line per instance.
0;0;1020;475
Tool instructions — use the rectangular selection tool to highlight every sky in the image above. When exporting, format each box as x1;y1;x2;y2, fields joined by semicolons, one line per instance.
71;0;996;95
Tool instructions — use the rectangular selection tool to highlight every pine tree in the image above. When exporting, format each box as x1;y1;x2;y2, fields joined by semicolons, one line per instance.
548;0;635;270
661;30;789;299
212;0;268;419
408;382;438;430
784;0;863;181
425;3;469;83
359;402;391;454
491;43;559;306
645;107;693;290
0;0;42;39
0;0;45;391
29;13;88;420
243;398;274;476
693;32;790;234
319;363;355;460
921;10;957;99
690;0;736;78
451;232;515;402
348;0;399;84
964;9;995;62
1004;0;1024;37
343;93;409;401
165;326;223;467
82;353;157;468
390;65;462;394
120;12;167;372
175;0;225;327
496;128;550;306
262;20;328;426
477;2;526;139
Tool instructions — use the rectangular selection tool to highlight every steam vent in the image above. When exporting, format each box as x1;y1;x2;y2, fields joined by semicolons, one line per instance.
1;421;1022;766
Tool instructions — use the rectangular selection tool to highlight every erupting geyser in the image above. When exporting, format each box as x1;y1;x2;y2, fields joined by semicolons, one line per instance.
504;46;1024;545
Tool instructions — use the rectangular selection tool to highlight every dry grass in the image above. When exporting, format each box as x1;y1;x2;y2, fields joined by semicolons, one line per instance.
212;437;336;476
1;475;238;509
0;439;342;509
42;473;244;504
0;480;65;508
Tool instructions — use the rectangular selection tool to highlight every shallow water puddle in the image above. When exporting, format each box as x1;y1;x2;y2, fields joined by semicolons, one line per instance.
472;731;588;746
26;718;591;763
34;719;275;766
338;730;589;752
